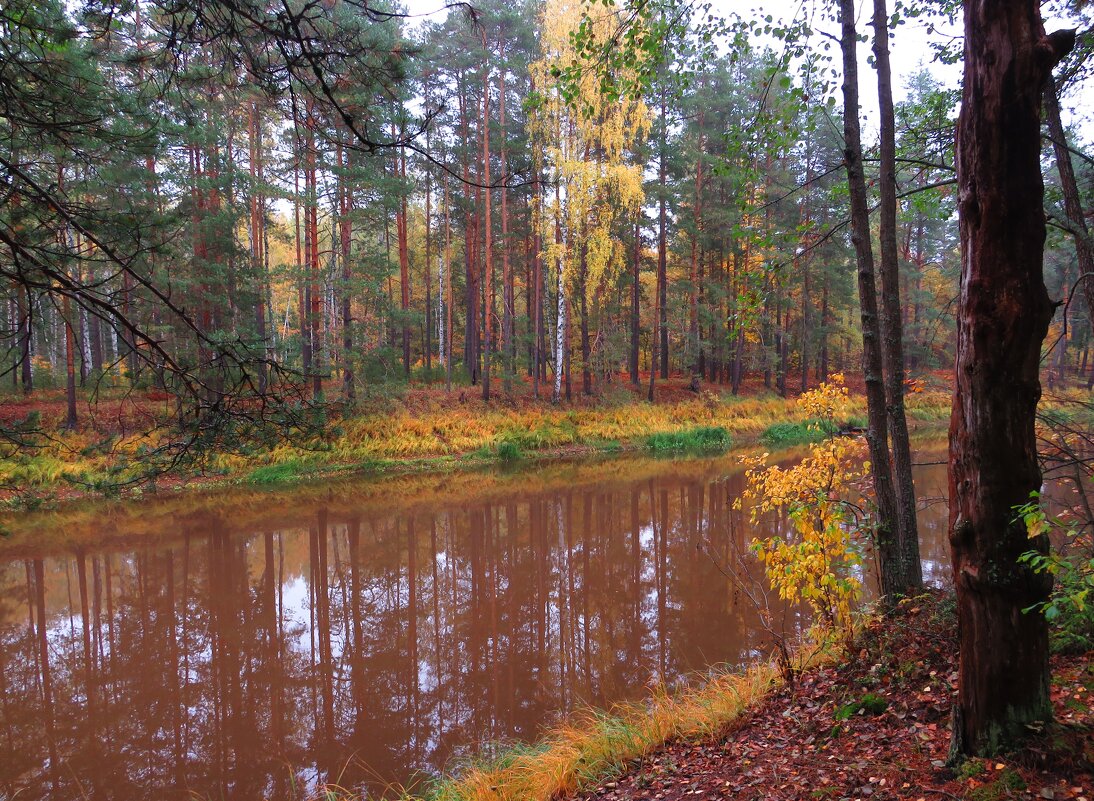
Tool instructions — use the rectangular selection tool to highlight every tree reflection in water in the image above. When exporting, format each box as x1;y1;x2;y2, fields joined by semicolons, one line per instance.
0;453;955;800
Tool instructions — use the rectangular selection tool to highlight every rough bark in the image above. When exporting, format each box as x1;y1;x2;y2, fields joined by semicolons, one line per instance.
482;47;493;402
499;54;513;395
949;1;1073;756
398;141;411;380
657;87;669;380
838;0;902;597
873;0;923;593
338;136;355;400
630;219;641;386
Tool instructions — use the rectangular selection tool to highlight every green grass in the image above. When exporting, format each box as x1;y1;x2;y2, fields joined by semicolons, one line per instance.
645;426;732;454
759;419;831;447
245;459;307;485
494;440;525;463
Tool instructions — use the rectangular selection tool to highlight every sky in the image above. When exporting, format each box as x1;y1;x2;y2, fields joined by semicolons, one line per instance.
398;0;1092;141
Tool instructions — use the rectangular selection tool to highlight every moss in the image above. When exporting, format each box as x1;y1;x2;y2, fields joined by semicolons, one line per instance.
966;768;1026;801
833;692;888;721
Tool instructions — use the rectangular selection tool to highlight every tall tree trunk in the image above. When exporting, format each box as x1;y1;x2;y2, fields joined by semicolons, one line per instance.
553;260;566;404
424;134;433;376
398;140;411;379
460;80;480;385
820;269;830;382
481;52;494;402
1044;75;1094;344
64;294;77;430
657;88;669;380
307;105;322;398
499;53;513;395
339;135;355;400
949;2;1073;756
18;282;31;394
532;138;544;399
249;101;268;395
445;173;453;392
688;107;704;391
295;150;310;383
580;246;591;395
873;0;923;592
630;218;641;386
839;0;903;596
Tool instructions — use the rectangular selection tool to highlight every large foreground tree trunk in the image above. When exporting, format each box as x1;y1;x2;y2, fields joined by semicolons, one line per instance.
949;0;1073;756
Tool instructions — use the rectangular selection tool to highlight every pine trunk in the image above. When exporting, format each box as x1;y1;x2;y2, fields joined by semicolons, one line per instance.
839;0;902;596
873;0;923;592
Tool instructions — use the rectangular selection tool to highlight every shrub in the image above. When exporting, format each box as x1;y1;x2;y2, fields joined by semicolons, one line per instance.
1017;492;1094;654
739;376;867;650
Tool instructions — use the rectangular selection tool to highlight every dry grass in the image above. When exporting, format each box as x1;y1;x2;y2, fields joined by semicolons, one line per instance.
0;379;968;504
300;640;838;801
408;658;793;801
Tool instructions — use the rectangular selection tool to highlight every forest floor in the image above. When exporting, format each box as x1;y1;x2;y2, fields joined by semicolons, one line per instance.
0;371;960;508
567;593;1093;801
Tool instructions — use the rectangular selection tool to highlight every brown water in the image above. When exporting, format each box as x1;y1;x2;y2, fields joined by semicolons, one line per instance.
0;448;954;800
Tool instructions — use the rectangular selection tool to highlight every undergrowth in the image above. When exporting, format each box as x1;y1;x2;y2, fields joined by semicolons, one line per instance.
645;426;732;453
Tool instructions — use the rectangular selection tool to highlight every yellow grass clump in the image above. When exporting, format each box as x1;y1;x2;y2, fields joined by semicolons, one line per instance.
420;660;784;801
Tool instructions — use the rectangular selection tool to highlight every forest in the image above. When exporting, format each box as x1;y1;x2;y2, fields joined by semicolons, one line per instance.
3;0;1087;430
1;0;1093;798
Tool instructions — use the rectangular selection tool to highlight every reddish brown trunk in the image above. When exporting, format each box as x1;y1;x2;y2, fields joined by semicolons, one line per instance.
839;0;902;596
398;138;411;378
64;294;77;430
338;135;355;399
873;0;923;592
499;52;513;395
630;219;641;386
949;2;1073;756
657;89;669;380
307;104;321;397
481;47;493;402
249;101;268;394
689;106;704;390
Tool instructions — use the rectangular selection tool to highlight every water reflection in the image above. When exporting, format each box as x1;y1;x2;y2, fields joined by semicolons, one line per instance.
0;452;952;800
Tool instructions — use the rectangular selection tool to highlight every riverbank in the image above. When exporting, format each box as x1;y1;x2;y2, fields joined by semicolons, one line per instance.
1;379;954;510
425;593;1092;801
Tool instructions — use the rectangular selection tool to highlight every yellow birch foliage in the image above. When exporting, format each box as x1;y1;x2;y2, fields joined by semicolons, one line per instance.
528;0;649;290
736;375;866;643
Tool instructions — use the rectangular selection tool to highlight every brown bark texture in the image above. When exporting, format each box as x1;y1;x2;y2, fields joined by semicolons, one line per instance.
949;0;1073;756
838;0;902;598
872;0;923;594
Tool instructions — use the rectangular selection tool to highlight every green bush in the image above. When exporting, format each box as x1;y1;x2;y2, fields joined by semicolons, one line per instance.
646;426;732;454
1017;493;1094;654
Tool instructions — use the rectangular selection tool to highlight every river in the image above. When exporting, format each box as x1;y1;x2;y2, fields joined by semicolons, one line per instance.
0;444;954;800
